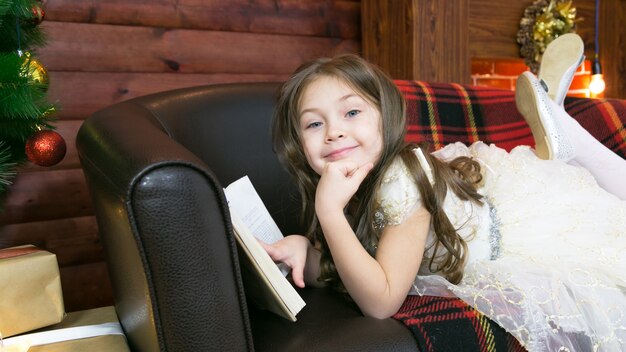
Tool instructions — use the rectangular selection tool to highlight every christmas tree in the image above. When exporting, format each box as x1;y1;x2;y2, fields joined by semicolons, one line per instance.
0;0;64;210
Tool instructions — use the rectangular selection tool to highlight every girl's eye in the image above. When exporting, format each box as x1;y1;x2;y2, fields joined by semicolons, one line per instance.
346;109;360;118
306;121;322;129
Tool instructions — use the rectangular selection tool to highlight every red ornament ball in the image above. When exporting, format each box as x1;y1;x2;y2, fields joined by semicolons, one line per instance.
25;130;67;167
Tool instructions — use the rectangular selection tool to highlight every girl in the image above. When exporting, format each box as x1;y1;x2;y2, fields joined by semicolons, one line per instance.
264;36;626;351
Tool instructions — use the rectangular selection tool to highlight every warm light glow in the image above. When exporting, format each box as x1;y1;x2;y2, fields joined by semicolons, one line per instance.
589;73;606;95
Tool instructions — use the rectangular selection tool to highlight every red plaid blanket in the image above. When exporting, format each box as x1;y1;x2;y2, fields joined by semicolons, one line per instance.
397;80;626;158
392;80;626;351
393;295;526;352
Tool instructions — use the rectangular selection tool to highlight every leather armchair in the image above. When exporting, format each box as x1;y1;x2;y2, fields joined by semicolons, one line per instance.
77;83;418;352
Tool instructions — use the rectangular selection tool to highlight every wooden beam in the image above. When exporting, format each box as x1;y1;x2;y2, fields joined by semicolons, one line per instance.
599;0;626;99
362;0;470;83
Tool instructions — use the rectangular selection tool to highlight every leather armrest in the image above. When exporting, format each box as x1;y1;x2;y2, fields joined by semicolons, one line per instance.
77;100;253;351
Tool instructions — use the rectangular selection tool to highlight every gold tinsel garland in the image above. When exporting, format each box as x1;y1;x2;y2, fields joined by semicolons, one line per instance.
517;0;581;73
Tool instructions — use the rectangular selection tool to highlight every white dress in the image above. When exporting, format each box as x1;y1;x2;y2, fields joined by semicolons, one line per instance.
375;142;626;352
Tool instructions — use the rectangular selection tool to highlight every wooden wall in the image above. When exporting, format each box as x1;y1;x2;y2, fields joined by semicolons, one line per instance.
598;0;626;99
0;0;361;312
362;0;471;83
363;0;626;99
469;1;595;58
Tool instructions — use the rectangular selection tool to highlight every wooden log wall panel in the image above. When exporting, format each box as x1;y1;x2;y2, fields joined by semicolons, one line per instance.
0;169;92;225
468;1;596;59
37;22;359;74
60;261;113;312
469;3;534;58
45;0;361;39
0;216;100;266
45;72;291;120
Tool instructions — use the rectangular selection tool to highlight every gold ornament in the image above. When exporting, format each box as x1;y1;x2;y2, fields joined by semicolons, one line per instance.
517;0;582;73
43;106;57;117
31;4;46;25
20;51;50;90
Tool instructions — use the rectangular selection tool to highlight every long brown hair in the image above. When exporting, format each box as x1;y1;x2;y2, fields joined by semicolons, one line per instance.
272;54;483;288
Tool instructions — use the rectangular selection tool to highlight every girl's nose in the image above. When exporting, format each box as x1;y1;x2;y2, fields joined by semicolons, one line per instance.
325;118;346;141
325;128;345;141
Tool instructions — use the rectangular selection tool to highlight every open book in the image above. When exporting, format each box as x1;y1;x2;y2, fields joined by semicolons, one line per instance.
224;176;306;322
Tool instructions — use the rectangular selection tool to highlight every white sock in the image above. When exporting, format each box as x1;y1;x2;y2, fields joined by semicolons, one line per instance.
550;99;626;200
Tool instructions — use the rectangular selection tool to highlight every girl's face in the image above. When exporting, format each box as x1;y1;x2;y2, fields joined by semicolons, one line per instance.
298;76;383;175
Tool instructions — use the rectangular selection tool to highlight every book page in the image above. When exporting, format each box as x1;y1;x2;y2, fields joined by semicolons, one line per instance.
224;176;284;244
224;176;289;275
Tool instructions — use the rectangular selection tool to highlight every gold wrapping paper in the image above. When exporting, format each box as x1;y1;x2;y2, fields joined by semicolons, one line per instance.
27;306;130;352
0;246;65;337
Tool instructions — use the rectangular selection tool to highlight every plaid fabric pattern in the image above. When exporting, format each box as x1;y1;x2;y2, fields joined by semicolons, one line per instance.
392;80;626;351
396;80;626;158
393;295;526;352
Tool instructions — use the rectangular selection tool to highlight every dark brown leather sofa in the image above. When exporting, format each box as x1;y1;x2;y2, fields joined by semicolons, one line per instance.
76;83;418;352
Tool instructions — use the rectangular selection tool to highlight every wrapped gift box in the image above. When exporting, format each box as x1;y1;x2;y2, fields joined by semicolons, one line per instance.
3;306;130;352
0;245;65;337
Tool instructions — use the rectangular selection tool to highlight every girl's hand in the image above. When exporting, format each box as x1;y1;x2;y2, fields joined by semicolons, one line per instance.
258;235;311;288
315;160;374;216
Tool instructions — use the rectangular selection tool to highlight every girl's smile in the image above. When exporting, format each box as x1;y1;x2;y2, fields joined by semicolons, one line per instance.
324;145;358;160
298;76;383;175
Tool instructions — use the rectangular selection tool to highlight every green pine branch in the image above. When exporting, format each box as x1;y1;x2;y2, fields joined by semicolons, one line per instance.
0;0;56;206
0;0;13;19
0;0;45;52
0;0;53;142
0;141;15;212
0;0;42;20
0;141;16;189
0;52;54;161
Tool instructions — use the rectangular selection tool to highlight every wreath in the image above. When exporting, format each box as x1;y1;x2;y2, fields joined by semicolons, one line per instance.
517;0;581;73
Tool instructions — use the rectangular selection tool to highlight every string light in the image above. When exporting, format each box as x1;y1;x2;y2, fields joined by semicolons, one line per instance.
589;0;605;96
589;55;605;95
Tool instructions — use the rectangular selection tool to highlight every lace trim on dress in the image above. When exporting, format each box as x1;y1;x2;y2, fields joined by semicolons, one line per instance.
374;155;421;229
